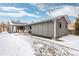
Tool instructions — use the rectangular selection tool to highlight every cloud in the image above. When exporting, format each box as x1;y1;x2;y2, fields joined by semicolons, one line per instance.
0;7;24;11
47;6;79;17
0;11;40;17
30;3;46;11
0;6;40;17
36;4;46;11
31;3;67;12
35;11;40;15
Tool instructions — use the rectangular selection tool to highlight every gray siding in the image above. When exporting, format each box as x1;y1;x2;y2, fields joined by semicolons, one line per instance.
56;17;68;38
31;21;54;38
26;16;68;38
48;22;54;37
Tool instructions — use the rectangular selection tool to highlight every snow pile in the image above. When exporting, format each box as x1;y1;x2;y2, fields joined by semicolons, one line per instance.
0;32;34;56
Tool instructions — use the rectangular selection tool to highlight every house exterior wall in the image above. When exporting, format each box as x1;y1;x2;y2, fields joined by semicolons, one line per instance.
30;21;54;38
56;17;68;38
28;16;68;38
9;25;25;33
48;22;54;37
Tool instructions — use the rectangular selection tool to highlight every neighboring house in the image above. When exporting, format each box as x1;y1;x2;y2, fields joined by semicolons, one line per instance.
8;21;27;33
26;15;70;39
68;21;75;34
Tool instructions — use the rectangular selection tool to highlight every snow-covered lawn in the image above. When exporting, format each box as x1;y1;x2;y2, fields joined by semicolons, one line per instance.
24;34;79;56
27;34;79;51
0;32;34;56
0;32;79;56
59;35;79;50
29;34;79;51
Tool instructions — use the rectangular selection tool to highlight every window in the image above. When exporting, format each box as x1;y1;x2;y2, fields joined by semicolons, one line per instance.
59;22;62;28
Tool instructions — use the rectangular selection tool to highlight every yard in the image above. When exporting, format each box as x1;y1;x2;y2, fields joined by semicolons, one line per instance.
0;32;79;56
0;32;35;56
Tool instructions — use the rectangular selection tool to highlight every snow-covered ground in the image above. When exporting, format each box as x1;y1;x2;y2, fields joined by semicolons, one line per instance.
26;34;79;51
0;32;79;56
28;34;79;51
24;34;79;56
59;35;79;50
0;32;34;56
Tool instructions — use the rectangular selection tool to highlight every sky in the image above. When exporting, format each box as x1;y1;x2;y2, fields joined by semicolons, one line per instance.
0;3;79;23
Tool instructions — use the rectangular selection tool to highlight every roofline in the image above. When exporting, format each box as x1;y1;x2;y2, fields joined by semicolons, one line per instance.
8;15;70;26
8;21;27;26
27;15;70;25
10;24;27;26
28;19;53;25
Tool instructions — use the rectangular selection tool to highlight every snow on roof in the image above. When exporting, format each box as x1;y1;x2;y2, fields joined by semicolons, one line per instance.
8;21;27;26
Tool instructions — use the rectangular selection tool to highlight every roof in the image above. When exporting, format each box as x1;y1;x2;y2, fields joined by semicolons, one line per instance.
28;19;53;25
8;21;27;26
63;15;71;24
8;15;70;26
28;15;70;25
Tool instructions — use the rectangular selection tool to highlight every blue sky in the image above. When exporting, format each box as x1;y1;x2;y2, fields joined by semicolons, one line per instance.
0;3;79;22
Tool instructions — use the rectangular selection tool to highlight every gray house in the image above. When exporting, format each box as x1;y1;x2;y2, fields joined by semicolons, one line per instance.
26;15;70;39
8;15;70;39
